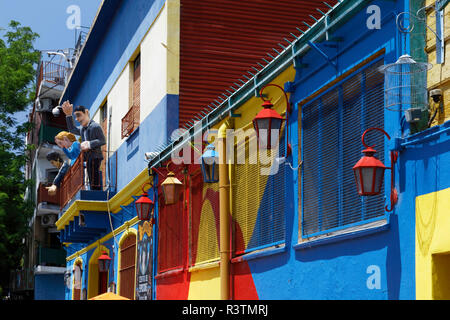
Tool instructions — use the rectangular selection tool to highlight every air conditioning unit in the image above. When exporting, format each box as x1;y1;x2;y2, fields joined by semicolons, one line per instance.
41;214;57;227
36;98;53;112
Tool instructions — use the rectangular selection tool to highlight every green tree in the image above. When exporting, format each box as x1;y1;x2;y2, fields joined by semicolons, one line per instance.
0;20;39;297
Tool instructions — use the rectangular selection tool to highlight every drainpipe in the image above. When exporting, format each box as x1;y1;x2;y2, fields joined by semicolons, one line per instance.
218;119;232;300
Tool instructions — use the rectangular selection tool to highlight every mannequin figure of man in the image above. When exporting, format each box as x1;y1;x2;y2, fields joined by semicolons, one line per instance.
61;100;106;190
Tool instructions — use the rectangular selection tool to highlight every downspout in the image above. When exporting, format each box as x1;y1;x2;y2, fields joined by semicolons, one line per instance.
218;119;232;300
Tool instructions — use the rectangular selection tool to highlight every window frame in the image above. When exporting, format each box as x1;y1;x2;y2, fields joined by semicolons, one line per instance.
300;55;388;240
231;125;287;256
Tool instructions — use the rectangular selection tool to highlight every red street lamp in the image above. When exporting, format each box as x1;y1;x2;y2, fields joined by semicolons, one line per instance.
135;182;155;222
97;252;112;273
352;127;398;212
253;84;292;156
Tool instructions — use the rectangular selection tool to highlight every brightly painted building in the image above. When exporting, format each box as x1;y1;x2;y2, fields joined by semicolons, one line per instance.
51;0;450;300
54;0;344;300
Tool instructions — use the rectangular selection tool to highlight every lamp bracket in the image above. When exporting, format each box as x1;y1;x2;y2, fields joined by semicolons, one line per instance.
306;40;338;69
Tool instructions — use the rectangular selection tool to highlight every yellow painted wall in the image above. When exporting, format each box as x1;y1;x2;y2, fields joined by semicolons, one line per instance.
416;187;450;299
426;0;450;126
87;245;110;299
188;266;221;300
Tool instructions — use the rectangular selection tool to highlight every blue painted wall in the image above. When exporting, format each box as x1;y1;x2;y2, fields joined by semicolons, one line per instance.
245;0;414;300
35;274;65;300
109;94;179;192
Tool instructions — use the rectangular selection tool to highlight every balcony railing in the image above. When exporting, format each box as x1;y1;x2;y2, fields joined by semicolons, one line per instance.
59;153;85;209
9;269;34;292
121;104;140;138
36;246;66;267
38;183;61;206
36;61;68;89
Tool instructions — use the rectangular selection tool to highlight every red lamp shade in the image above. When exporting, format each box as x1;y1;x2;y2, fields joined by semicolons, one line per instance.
97;252;111;273
253;100;284;150
161;172;183;205
135;191;154;221
353;146;387;196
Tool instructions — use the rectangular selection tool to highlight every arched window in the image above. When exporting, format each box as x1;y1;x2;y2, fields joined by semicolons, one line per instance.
119;232;137;299
87;246;110;299
73;260;83;300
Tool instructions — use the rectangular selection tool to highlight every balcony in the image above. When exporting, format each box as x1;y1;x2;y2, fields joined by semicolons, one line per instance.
59;153;85;210
36;246;66;267
38;183;61;206
121;104;140;139
9;269;34;293
37;61;68;89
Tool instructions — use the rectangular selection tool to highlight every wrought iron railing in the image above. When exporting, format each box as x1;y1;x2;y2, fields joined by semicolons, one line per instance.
59;153;85;210
121;104;140;138
38;183;61;206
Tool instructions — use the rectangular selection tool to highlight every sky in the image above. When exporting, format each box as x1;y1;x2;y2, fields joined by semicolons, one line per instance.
0;0;102;126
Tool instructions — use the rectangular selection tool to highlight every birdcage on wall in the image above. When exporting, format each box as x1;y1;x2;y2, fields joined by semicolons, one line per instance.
379;54;432;123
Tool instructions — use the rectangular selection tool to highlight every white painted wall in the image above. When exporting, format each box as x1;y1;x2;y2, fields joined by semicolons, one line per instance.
140;4;168;121
93;1;180;154
105;63;131;152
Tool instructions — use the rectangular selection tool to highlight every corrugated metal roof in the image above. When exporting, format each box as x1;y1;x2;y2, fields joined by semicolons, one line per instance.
179;0;339;127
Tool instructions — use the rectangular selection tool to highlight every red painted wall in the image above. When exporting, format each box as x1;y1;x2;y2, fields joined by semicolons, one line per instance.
179;0;338;127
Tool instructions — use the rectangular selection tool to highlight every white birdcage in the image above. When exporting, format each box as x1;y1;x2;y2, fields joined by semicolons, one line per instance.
379;55;432;118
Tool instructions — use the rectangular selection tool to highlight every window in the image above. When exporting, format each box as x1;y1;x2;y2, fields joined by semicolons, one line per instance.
133;54;141;108
157;183;185;273
73;262;82;300
232;128;286;255
301;58;385;239
189;171;220;266
100;101;108;189
121;54;140;138
119;233;137;300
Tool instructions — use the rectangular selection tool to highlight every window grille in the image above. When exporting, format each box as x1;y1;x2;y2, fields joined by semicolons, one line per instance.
189;172;220;266
301;58;386;238
157;184;185;273
232;128;286;255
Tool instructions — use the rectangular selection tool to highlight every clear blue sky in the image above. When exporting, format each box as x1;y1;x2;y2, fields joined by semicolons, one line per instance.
0;0;102;125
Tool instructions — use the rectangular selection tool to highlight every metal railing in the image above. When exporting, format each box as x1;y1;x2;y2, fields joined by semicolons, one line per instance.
59;153;85;209
121;104;140;138
9;269;34;292
36;246;66;267
38;183;61;206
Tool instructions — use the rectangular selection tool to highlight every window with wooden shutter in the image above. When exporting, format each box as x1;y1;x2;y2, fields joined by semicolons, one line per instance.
73;262;82;300
133;54;141;108
119;234;137;300
301;57;386;239
100;101;107;189
121;54;141;138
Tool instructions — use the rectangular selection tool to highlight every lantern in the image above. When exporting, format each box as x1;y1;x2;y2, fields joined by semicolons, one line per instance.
161;172;183;205
352;146;387;196
253;100;284;150
135;184;154;221
200;143;219;183
352;127;399;212
97;252;111;273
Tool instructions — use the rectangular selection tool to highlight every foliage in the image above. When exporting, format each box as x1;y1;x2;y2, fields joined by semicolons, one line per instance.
0;20;39;297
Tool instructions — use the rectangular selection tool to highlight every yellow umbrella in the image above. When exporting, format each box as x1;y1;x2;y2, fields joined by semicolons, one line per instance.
89;292;130;300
